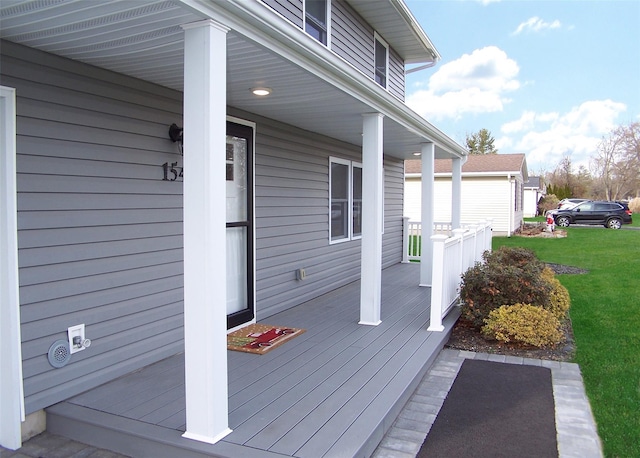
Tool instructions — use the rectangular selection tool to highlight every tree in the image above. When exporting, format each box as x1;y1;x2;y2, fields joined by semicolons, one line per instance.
545;156;593;199
591;122;640;200
465;128;498;155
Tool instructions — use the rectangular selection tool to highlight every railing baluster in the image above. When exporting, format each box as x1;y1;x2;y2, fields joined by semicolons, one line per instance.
425;220;492;332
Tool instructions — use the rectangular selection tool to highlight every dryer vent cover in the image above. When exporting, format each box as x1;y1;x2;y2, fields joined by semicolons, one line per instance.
48;340;71;368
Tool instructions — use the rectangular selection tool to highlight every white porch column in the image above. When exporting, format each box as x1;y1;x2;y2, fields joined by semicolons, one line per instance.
419;143;435;287
182;20;232;444
451;157;462;230
359;113;384;326
0;86;24;451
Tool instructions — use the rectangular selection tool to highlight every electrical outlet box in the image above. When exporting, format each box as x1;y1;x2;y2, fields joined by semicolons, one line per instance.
296;268;306;281
68;324;86;354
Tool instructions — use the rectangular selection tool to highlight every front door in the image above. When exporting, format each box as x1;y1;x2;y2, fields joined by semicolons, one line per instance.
226;121;254;329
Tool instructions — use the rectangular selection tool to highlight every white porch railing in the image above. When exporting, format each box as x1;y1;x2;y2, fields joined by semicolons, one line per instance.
401;218;452;263
400;218;493;331
427;221;493;331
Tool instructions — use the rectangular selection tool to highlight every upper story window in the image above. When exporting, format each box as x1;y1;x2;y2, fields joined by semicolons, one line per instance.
305;0;328;45
374;34;388;88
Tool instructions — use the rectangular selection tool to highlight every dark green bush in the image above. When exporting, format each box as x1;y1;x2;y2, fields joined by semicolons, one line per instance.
460;247;553;328
483;246;544;269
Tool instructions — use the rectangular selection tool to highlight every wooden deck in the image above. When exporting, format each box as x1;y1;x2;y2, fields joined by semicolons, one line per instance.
46;263;459;458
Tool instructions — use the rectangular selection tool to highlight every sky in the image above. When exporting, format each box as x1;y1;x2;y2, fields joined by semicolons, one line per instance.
404;0;640;175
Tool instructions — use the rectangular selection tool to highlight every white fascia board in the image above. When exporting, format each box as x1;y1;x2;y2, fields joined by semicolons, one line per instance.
431;171;522;178
178;0;465;160
390;0;441;64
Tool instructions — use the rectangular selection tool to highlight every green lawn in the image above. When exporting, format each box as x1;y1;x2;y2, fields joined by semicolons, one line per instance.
493;226;640;458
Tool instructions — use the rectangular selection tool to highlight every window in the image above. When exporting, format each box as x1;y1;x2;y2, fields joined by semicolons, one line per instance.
330;157;362;242
305;0;328;45
374;34;388;88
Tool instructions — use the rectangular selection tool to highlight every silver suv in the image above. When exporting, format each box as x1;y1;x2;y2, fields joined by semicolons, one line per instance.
557;198;588;210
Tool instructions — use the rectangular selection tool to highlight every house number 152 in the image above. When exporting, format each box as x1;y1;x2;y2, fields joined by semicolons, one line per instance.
162;162;183;181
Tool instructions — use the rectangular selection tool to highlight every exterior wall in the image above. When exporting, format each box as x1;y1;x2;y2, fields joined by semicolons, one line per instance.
234;107;403;318
388;47;405;101
404;175;522;235
332;1;374;78
524;188;541;217
1;42;185;415
457;177;512;234
261;0;303;25
265;0;406;100
2;41;405;414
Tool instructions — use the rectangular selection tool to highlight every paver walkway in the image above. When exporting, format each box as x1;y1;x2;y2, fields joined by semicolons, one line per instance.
373;348;603;458
2;349;602;458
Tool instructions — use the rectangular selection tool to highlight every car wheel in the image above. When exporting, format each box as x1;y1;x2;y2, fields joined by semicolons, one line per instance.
606;218;622;229
556;216;570;227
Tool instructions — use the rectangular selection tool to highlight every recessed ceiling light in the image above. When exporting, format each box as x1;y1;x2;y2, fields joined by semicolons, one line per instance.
252;87;272;96
413;152;422;156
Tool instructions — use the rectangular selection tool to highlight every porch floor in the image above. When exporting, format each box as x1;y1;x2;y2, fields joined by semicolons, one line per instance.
46;263;459;458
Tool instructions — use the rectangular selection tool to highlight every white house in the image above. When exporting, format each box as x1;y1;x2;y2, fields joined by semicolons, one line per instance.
524;176;546;217
1;1;475;455
405;154;528;236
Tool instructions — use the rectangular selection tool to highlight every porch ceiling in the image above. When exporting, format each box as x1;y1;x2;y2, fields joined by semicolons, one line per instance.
0;0;465;160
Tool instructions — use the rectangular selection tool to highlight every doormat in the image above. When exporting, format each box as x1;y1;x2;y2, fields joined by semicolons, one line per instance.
417;359;557;457
227;324;305;355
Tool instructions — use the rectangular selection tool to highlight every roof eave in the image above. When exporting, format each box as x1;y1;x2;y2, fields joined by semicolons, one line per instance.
347;0;441;64
214;0;465;159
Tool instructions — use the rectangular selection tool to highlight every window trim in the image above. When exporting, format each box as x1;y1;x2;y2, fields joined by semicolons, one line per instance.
329;156;352;243
329;158;384;244
374;32;389;89
304;0;331;47
352;161;362;240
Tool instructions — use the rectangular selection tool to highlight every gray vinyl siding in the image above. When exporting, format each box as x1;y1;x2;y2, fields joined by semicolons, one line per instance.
260;0;303;26
1;41;185;415
264;0;407;101
3;40;404;415
382;158;404;265
331;0;374;77
331;1;405;101
388;47;405;101
229;107;404;319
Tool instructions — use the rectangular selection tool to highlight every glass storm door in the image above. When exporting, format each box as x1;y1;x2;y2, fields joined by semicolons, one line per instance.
226;122;254;329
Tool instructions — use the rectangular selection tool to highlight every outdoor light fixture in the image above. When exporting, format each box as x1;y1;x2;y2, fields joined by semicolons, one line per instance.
251;87;272;96
168;123;183;155
413;152;422;156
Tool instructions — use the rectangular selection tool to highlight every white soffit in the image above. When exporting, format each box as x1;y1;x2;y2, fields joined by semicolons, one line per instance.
0;0;461;159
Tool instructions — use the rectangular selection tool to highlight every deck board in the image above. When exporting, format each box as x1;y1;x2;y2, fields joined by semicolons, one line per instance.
48;263;459;458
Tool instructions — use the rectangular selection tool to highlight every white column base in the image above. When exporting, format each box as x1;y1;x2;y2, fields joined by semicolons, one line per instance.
183;428;233;445
358;320;382;326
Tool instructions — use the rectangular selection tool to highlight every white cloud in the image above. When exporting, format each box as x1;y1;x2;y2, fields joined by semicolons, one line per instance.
506;100;627;170
501;111;558;134
407;46;520;121
512;17;562;35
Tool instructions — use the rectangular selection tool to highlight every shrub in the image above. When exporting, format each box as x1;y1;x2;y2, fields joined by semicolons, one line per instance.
460;247;552;328
629;197;640;214
538;194;559;215
540;267;571;321
483;246;543;269
482;303;563;348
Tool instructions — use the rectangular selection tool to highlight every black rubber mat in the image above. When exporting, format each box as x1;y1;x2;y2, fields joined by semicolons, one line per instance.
418;359;558;458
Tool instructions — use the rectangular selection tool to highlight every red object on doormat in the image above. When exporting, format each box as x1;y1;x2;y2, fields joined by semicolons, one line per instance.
227;323;305;354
